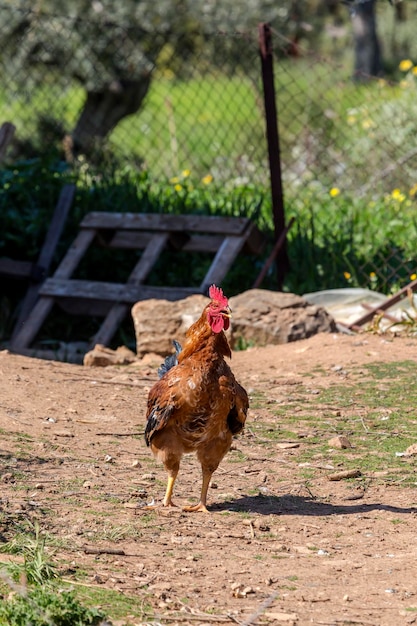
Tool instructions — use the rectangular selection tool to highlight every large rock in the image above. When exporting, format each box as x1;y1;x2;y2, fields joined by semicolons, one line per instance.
131;295;209;357
131;289;336;357
229;289;337;348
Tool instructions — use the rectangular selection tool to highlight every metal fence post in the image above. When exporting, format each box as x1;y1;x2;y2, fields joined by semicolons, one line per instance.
258;22;289;290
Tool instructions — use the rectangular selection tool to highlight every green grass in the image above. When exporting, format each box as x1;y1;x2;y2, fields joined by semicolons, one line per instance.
111;74;266;180
251;360;417;487
71;585;153;621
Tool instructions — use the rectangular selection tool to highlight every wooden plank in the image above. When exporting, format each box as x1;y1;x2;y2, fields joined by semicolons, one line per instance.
54;229;96;279
10;297;55;351
347;278;417;329
108;230;224;253
10;223;93;351
92;233;169;346
107;231;153;249
200;235;247;291
12;184;76;340
126;232;169;283
39;278;198;303
0;258;33;278
81;211;250;235
243;222;266;255
35;184;76;273
0;122;15;161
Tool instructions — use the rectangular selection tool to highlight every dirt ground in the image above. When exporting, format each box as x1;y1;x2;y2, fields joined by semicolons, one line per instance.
0;332;416;626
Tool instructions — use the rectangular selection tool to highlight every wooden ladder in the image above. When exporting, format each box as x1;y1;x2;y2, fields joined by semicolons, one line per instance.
10;211;264;358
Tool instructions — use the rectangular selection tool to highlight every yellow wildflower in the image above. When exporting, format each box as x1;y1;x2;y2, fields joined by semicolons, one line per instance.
391;188;405;202
411;274;417;281
182;169;191;178
329;187;340;198
344;271;351;280
170;176;180;184
362;118;375;130
399;59;413;72
409;183;417;197
202;174;213;185
174;184;183;192
369;272;376;279
412;66;417;77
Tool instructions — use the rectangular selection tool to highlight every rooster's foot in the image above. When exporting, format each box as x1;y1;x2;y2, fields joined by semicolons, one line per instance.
145;499;178;510
182;502;210;513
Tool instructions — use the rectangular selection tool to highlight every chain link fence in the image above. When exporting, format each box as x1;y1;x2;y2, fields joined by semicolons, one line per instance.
1;3;417;295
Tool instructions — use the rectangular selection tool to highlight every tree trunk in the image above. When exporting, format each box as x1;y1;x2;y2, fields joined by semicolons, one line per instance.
71;75;152;155
351;0;382;80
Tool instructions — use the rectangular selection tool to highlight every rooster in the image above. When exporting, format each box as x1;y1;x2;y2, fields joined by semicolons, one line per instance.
144;285;248;512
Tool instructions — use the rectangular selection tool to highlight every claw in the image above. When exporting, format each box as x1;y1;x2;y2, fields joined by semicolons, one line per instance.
144;498;178;510
182;502;210;513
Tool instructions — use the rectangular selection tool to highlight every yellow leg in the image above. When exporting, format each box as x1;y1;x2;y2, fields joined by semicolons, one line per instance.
183;471;212;513
162;474;178;507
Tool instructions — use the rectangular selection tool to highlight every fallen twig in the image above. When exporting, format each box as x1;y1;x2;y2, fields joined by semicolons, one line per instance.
154;613;235;623
328;469;362;482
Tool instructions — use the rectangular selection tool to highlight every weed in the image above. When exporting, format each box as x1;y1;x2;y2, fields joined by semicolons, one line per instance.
0;587;107;626
0;521;58;585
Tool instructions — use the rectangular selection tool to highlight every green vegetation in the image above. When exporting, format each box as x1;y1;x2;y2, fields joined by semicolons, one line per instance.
0;588;106;626
251;360;417;487
0;521;58;586
0;522;107;626
0;520;151;625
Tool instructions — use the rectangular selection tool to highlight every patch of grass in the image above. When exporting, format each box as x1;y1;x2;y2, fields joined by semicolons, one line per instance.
94;523;143;543
0;520;58;586
252;360;417;486
0;587;107;626
0;518;152;624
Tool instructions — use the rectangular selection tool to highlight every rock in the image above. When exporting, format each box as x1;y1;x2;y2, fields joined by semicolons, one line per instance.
132;295;208;357
229;289;336;348
131;289;336;357
264;612;298;623
404;443;417;456
83;344;137;367
328;435;352;449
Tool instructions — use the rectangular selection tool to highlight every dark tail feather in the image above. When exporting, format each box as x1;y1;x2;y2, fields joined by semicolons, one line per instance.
157;339;182;378
145;404;174;446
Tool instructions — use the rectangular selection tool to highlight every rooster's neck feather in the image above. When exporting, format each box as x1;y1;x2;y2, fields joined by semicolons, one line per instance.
178;306;231;361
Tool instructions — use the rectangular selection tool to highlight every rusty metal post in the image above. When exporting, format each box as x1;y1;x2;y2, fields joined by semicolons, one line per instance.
258;22;289;290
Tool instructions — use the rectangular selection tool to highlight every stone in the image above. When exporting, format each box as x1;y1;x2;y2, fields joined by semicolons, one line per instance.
328;435;352;449
83;344;137;367
404;443;417;456
131;295;209;357
229;289;337;349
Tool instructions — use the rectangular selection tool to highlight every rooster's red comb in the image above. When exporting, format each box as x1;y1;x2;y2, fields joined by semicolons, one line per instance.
209;284;228;307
